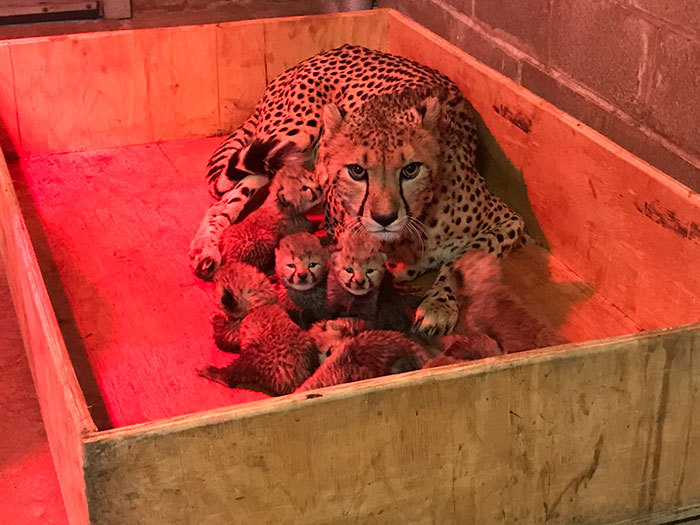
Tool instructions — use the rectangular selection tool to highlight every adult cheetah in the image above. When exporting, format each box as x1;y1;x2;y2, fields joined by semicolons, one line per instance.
190;44;524;335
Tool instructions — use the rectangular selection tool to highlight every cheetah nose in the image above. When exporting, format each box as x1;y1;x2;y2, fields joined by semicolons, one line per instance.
297;272;308;281
355;279;366;287
371;211;398;227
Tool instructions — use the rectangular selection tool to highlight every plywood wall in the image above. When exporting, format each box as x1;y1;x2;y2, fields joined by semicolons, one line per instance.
0;10;387;157
83;325;700;524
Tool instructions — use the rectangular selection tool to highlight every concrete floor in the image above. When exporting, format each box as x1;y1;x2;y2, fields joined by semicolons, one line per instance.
0;260;68;524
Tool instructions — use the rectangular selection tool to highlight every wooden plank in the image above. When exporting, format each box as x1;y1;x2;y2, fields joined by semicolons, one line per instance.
385;10;700;332
262;10;389;82
82;325;700;523
0;152;94;524
215;20;267;134
8;24;219;156
9;139;268;428
0;43;20;159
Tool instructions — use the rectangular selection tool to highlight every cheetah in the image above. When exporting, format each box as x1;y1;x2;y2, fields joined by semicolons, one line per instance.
190;44;524;335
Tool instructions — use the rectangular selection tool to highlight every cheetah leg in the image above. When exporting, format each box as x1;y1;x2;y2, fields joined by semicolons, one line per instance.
468;198;525;256
413;264;461;337
413;206;525;336
189;175;269;281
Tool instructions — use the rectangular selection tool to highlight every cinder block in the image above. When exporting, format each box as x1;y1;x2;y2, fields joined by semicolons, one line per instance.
473;0;551;60
390;0;521;80
628;0;700;36
550;0;654;113
647;30;700;157
521;61;699;192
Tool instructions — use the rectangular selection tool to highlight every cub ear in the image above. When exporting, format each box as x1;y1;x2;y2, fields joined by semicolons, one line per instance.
321;104;346;135
415;96;440;129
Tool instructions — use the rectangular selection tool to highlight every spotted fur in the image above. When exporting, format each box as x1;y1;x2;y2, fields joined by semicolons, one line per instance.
199;164;321;280
295;329;433;391
452;251;566;352
210;261;279;352
191;44;524;335
199;304;319;396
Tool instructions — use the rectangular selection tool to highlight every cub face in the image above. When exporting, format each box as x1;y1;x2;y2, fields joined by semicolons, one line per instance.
331;232;387;296
273;164;323;214
317;88;446;242
275;232;328;291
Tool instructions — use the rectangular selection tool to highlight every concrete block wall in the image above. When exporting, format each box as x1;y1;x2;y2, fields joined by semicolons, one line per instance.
379;0;699;191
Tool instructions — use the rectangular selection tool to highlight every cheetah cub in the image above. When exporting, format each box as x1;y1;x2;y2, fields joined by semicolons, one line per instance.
274;232;329;329
326;231;418;331
452;251;566;353
326;232;387;326
217;163;322;276
210;260;278;353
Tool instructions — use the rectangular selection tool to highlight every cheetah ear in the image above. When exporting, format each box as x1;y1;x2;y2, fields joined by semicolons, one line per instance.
321;104;345;135
416;96;440;129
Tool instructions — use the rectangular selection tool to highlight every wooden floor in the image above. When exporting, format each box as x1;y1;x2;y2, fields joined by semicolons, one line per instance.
7;136;640;430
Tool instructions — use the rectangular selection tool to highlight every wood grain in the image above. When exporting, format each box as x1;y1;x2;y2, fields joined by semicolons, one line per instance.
82;325;700;524
9;25;219;155
216;20;267;134
0;152;94;524
0;43;19;159
262;10;389;82
386;9;700;332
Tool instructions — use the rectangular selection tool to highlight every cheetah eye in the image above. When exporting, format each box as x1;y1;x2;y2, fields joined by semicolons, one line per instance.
287;263;296;268
346;164;368;181
301;185;310;191
400;162;422;180
345;267;354;274
308;262;318;268
366;268;375;274
325;349;332;357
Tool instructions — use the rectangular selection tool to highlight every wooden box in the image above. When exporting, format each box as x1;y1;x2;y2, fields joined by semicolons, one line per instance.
1;9;698;524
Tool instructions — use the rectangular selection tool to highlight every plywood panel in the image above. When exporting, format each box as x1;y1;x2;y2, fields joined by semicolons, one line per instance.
262;10;389;82
9;25;219;156
216;20;267;134
386;10;700;331
0;153;94;524
0;43;20;159
82;325;700;524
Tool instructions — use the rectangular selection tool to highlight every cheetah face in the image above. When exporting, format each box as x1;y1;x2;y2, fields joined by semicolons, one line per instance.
275;233;328;292
317;92;441;242
331;247;387;296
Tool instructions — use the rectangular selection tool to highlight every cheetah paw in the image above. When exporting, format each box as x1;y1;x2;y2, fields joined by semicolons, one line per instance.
189;235;221;281
412;295;459;337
